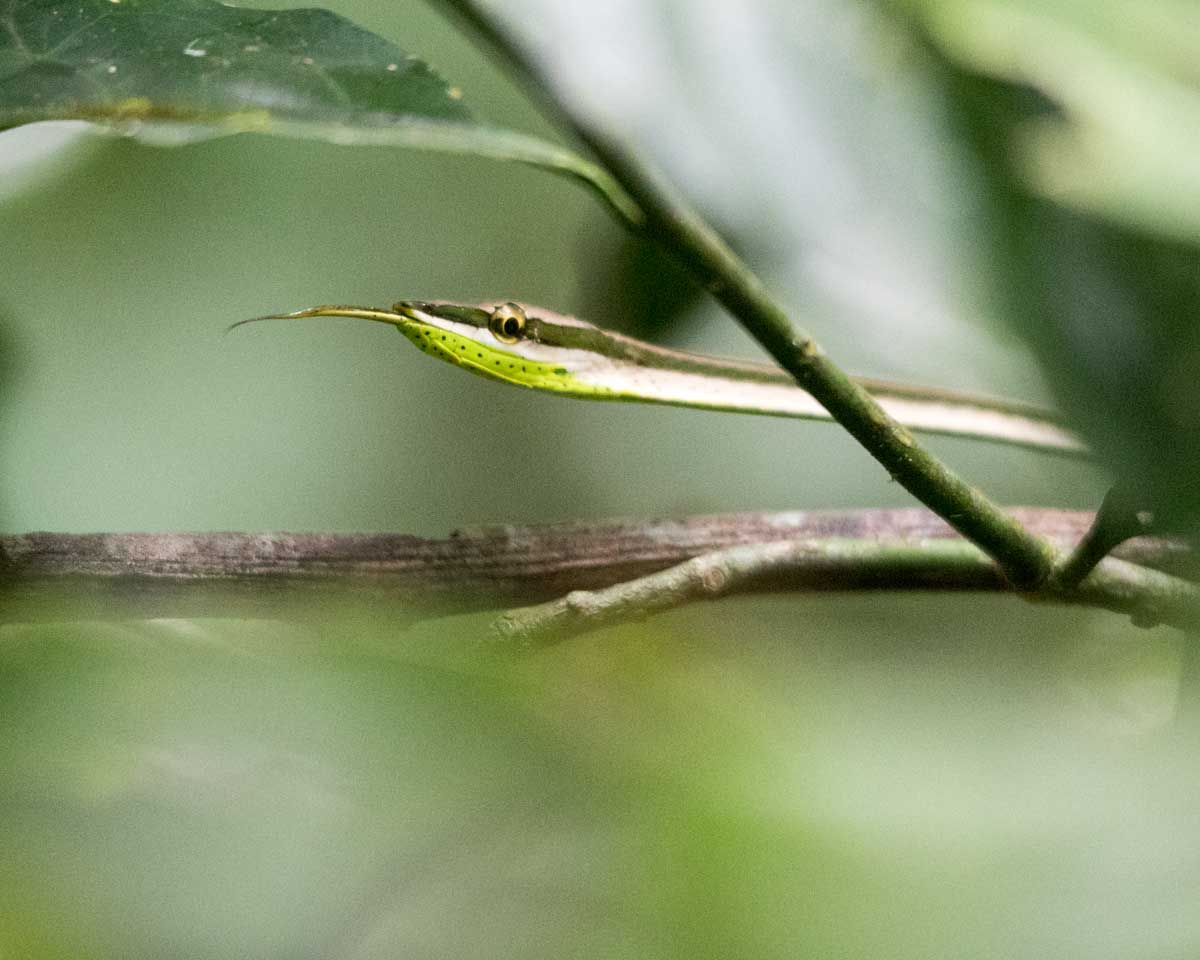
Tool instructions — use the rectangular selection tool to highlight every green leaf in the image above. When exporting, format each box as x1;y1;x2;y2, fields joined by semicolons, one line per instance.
0;0;640;222
0;0;469;131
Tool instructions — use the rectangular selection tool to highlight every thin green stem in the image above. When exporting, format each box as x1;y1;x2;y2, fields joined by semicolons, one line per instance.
430;0;1057;589
1054;484;1155;589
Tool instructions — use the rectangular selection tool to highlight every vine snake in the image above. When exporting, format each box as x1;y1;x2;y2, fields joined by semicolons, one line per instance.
234;300;1087;456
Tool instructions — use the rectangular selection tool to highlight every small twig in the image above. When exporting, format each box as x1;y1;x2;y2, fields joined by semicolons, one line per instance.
430;0;1058;590
1055;484;1156;588
492;539;998;645
492;538;1200;647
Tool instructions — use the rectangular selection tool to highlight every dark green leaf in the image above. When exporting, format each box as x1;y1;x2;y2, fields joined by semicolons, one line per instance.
0;0;640;226
0;0;469;131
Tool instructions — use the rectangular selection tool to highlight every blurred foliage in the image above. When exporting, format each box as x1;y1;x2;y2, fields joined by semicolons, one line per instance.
574;228;705;341
901;0;1200;534
0;602;1192;959
1;0;1197;957
907;0;1200;243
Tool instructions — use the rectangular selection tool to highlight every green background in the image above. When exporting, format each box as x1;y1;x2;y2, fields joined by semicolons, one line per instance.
1;2;1194;958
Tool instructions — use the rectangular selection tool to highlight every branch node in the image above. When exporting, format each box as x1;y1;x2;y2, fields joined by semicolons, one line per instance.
1055;484;1152;589
564;589;596;615
699;563;728;594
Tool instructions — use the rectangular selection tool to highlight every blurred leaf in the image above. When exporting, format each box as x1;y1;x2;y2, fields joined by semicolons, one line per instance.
574;229;705;341
0;0;638;220
911;0;1200;244
899;1;1200;532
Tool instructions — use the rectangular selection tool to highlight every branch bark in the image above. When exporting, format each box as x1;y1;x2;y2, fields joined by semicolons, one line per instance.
0;508;1192;625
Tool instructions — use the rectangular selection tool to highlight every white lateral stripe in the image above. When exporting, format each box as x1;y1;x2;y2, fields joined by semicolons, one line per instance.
573;363;1085;453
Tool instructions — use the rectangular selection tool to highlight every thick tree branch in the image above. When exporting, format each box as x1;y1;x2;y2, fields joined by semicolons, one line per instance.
0;509;1192;625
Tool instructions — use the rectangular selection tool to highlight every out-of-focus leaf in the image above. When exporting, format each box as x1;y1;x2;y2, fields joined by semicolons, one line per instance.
574;229;705;341
910;0;1200;244
896;1;1200;533
0;0;639;221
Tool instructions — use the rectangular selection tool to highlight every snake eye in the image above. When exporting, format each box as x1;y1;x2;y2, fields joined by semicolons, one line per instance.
489;303;527;343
